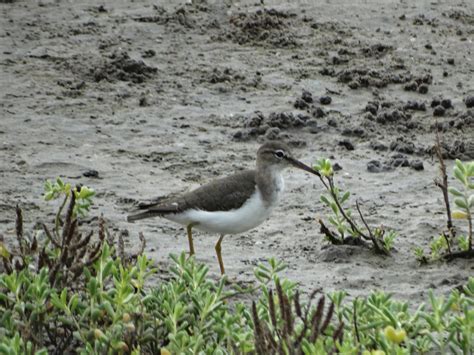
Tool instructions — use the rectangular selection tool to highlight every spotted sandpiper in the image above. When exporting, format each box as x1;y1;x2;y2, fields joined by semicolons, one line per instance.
127;141;319;274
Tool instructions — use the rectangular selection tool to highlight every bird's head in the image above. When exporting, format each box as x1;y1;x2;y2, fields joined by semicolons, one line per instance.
256;141;319;176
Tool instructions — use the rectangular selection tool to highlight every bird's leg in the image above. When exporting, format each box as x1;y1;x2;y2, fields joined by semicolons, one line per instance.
186;224;195;256
215;235;225;275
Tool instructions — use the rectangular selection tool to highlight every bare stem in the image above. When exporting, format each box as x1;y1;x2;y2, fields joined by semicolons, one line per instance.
434;132;455;239
327;178;369;241
468;211;472;251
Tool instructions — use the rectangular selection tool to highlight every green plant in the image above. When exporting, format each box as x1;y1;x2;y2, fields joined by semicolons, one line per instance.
417;157;473;263
2;178;474;354
448;159;473;255
332;277;474;354
0;178;148;353
313;158;396;254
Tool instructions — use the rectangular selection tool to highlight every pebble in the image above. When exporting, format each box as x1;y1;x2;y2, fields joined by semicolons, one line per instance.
294;98;309;109
302;90;313;103
319;96;332;105
418;84;429;94
311;107;326;118
367;160;383;173
83;169;99;178
338;139;355;150
441;99;453;109
465;96;474;108
433;105;446;116
410;160;424;171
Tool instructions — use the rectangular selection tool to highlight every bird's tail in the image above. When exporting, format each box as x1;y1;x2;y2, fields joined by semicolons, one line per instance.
127;210;163;222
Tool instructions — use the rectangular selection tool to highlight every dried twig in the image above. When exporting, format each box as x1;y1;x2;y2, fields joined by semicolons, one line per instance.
318;219;342;245
355;200;386;255
434;132;455;243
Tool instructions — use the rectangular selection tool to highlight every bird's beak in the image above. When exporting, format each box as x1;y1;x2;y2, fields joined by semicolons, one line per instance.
286;156;320;176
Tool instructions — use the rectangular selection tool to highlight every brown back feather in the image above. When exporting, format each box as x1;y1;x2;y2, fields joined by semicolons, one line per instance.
127;170;257;221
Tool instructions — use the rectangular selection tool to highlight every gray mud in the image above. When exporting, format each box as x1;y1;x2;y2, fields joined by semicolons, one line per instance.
1;0;473;303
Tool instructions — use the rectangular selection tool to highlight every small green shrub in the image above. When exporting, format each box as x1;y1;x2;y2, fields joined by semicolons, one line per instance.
416;159;474;263
1;178;473;354
313;158;396;254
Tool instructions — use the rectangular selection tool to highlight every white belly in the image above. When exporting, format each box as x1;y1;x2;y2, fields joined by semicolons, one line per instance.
165;188;276;235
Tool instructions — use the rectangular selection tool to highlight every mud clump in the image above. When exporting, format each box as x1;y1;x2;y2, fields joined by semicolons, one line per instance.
360;43;393;58
335;67;412;90
390;137;417;155
207;67;245;84
133;6;196;29
367;154;424;173
294;90;328;118
233;111;312;142
431;97;453;117
364;100;421;131
464;96;474;108
403;73;432;94
93;52;157;83
427;140;474;160
227;9;298;47
403;101;426;111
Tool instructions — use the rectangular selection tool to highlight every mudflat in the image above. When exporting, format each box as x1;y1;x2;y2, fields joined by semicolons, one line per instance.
1;0;473;303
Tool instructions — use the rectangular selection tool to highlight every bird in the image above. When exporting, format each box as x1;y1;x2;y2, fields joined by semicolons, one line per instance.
127;141;319;275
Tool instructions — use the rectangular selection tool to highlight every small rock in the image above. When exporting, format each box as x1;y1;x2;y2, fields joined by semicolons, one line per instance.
301;90;313;103
83;169;99;178
433;105;446;116
367;160;383;173
404;82;418;91
319;96;332;105
390;155;410;167
311;107;326;118
370;141;388;151
333;162;343;171
338;139;354;150
418;84;429;94
447;58;455;65
431;98;441;108
365;102;379;115
465;96;474;108
390;139;415;154
294;98;309;110
327;118;337;127
410;160;424;171
441;99;452;109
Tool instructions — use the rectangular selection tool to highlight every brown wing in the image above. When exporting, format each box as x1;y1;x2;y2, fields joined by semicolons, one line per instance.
127;170;256;222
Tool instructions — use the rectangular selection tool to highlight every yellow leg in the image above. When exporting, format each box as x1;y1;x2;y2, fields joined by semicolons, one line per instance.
186;225;195;256
215;235;225;275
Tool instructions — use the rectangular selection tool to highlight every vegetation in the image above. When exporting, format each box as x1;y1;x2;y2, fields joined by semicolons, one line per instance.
415;148;474;263
313;158;396;254
0;178;473;354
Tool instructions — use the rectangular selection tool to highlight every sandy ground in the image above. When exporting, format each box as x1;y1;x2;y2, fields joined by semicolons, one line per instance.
1;0;473;304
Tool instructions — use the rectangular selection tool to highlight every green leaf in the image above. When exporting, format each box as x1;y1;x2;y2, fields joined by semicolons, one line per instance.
320;195;331;206
454;198;467;210
453;167;466;185
455;159;466;175
448;187;464;197
340;191;350;204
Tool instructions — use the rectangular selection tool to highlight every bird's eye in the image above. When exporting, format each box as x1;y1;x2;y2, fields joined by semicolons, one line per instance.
274;150;285;159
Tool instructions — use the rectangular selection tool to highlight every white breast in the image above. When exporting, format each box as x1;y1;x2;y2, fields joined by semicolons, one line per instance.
165;188;275;235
